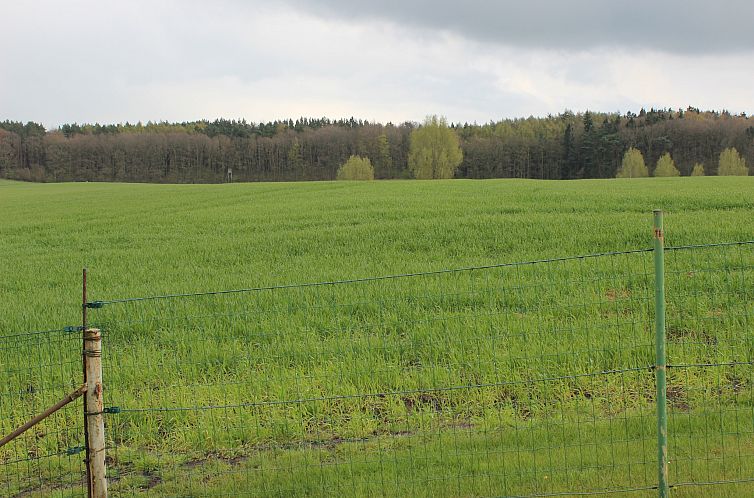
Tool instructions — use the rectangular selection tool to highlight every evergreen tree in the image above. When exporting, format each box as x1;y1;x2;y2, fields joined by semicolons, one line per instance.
561;122;579;178
583;111;594;133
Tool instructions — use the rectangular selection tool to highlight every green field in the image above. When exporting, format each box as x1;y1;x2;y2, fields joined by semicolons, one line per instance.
1;177;753;497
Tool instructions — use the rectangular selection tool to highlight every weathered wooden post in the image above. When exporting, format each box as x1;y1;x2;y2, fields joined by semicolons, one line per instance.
84;328;107;497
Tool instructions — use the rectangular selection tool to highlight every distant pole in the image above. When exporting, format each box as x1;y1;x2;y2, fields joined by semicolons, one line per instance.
653;210;669;498
84;328;107;497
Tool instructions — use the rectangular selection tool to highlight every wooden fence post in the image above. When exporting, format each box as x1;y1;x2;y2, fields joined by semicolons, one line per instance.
84;328;107;497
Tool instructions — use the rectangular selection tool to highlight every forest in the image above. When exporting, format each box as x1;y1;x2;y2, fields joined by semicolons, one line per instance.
1;107;752;183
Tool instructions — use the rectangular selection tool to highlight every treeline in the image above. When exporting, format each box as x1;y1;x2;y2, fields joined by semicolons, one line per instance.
1;108;752;183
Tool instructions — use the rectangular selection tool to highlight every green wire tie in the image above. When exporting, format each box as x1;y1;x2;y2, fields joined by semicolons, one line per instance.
66;446;85;456
85;301;105;309
64;326;84;333
103;406;122;414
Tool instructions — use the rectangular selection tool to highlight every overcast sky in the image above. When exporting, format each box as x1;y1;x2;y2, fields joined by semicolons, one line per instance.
2;0;753;128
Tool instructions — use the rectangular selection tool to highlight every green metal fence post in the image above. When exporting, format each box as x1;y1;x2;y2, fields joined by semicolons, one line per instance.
653;210;669;497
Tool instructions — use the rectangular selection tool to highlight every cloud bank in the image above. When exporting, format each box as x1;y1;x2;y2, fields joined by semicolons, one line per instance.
1;0;752;127
284;0;754;53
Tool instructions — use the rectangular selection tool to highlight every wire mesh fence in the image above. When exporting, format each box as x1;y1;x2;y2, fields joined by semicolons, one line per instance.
88;248;661;496
0;328;87;497
2;236;752;497
664;241;754;492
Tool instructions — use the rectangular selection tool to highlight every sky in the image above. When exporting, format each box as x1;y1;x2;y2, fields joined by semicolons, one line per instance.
2;0;753;128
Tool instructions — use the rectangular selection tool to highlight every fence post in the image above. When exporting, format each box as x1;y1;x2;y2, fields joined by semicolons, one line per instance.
84;328;108;498
653;210;669;497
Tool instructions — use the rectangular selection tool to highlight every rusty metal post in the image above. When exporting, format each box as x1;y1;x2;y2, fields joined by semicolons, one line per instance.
653;210;669;497
84;328;107;497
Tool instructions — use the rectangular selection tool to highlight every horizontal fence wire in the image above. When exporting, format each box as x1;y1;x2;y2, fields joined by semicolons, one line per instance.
0;328;86;497
85;241;753;309
91;247;661;497
88;248;657;307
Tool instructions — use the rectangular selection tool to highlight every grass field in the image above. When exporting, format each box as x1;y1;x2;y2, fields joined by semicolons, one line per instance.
1;177;753;497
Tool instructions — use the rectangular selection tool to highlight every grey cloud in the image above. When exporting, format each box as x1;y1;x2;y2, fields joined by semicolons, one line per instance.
282;0;754;54
3;0;753;126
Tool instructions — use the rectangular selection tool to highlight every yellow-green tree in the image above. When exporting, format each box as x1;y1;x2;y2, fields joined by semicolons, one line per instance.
616;147;648;178
408;115;463;179
690;163;705;176
654;152;680;177
336;155;374;180
718;147;748;175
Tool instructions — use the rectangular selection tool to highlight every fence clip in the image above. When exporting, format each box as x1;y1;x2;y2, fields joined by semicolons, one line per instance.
103;406;121;414
64;326;84;333
85;301;105;309
66;446;85;456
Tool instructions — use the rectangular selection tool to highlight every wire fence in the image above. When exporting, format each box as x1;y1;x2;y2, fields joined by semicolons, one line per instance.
93;247;659;497
664;241;754;491
0;328;87;497
1;234;752;496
